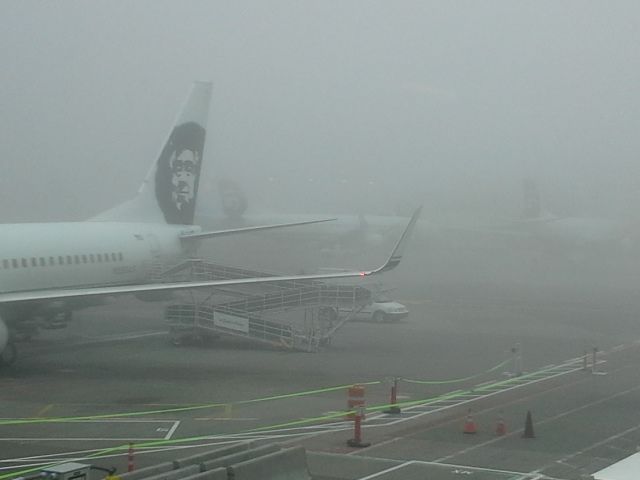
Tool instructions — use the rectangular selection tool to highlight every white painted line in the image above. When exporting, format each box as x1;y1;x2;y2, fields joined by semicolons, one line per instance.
0;437;164;442
346;436;401;456
0;462;60;472
1;436;309;468
369;363;587;428
530;412;640;476
164;420;180;440
77;331;165;342
411;460;565;479
0;419;178;424
434;383;640;464
357;461;413;479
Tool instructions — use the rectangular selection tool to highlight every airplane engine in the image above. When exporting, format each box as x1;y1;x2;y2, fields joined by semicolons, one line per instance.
219;179;248;220
0;317;16;366
0;318;7;355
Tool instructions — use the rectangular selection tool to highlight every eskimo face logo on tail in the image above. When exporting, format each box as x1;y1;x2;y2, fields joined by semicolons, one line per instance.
155;122;206;224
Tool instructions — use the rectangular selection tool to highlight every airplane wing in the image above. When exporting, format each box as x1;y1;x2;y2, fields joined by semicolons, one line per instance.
180;218;337;241
0;207;421;305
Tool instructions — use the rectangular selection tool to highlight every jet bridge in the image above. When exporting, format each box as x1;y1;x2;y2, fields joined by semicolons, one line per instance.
157;260;373;351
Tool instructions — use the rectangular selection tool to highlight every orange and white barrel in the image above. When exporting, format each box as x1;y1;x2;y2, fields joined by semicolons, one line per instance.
346;384;365;420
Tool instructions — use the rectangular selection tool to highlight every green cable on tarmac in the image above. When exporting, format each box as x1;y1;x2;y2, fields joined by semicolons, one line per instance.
0;357;514;479
0;381;382;426
401;357;512;385
0;387;467;480
0;356;510;426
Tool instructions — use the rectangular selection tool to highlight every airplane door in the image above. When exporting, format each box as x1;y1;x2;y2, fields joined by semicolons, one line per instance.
146;234;162;262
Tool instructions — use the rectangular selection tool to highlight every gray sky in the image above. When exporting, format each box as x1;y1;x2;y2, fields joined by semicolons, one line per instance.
1;1;639;222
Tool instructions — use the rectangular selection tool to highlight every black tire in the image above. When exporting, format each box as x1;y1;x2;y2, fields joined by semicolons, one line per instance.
199;333;220;345
372;311;386;323
0;342;17;366
169;328;183;346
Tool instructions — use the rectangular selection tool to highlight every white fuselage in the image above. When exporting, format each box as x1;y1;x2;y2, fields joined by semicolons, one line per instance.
0;222;195;294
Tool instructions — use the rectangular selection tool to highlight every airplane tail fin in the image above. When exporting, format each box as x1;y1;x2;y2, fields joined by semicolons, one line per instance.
522;178;541;219
219;179;248;220
93;81;212;225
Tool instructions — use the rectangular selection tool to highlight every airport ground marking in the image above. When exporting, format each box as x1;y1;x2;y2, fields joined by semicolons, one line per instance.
402;358;512;385
356;461;411;480
345;436;402;456
0;437;169;442
0;380;382;426
0;346;631;480
163;420;180;440
529;402;640;477
0;358;592;480
35;404;54;418
371;460;565;480
0;356;511;427
431;370;640;464
77;331;165;342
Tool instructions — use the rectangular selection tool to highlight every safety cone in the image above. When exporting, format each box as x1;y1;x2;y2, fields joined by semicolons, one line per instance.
495;413;507;436
347;406;371;448
383;377;401;414
522;410;535;438
127;442;135;472
463;409;477;434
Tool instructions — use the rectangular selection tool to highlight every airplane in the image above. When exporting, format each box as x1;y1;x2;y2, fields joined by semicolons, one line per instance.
197;178;410;256
469;179;637;255
0;81;420;366
513;178;636;251
437;178;637;258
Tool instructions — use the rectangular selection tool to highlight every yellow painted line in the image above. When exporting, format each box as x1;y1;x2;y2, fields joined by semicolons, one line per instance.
35;405;54;418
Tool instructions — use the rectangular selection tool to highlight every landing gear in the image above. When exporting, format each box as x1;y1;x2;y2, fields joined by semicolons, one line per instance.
169;327;219;347
0;342;17;367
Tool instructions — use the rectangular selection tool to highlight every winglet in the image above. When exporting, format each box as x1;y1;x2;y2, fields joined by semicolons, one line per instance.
365;206;422;275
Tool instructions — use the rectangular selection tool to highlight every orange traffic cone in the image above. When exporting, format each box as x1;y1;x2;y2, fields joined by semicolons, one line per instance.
495;413;507;436
522;410;535;438
463;409;477;434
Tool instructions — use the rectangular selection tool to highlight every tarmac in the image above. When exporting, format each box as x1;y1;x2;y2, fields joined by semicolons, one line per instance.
2;243;640;480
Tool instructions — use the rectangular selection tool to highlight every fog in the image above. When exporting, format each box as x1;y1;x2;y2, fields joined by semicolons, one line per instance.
3;0;640;310
1;1;639;223
6;5;640;474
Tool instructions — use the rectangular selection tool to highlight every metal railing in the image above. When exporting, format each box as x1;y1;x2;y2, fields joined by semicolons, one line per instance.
161;260;373;351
